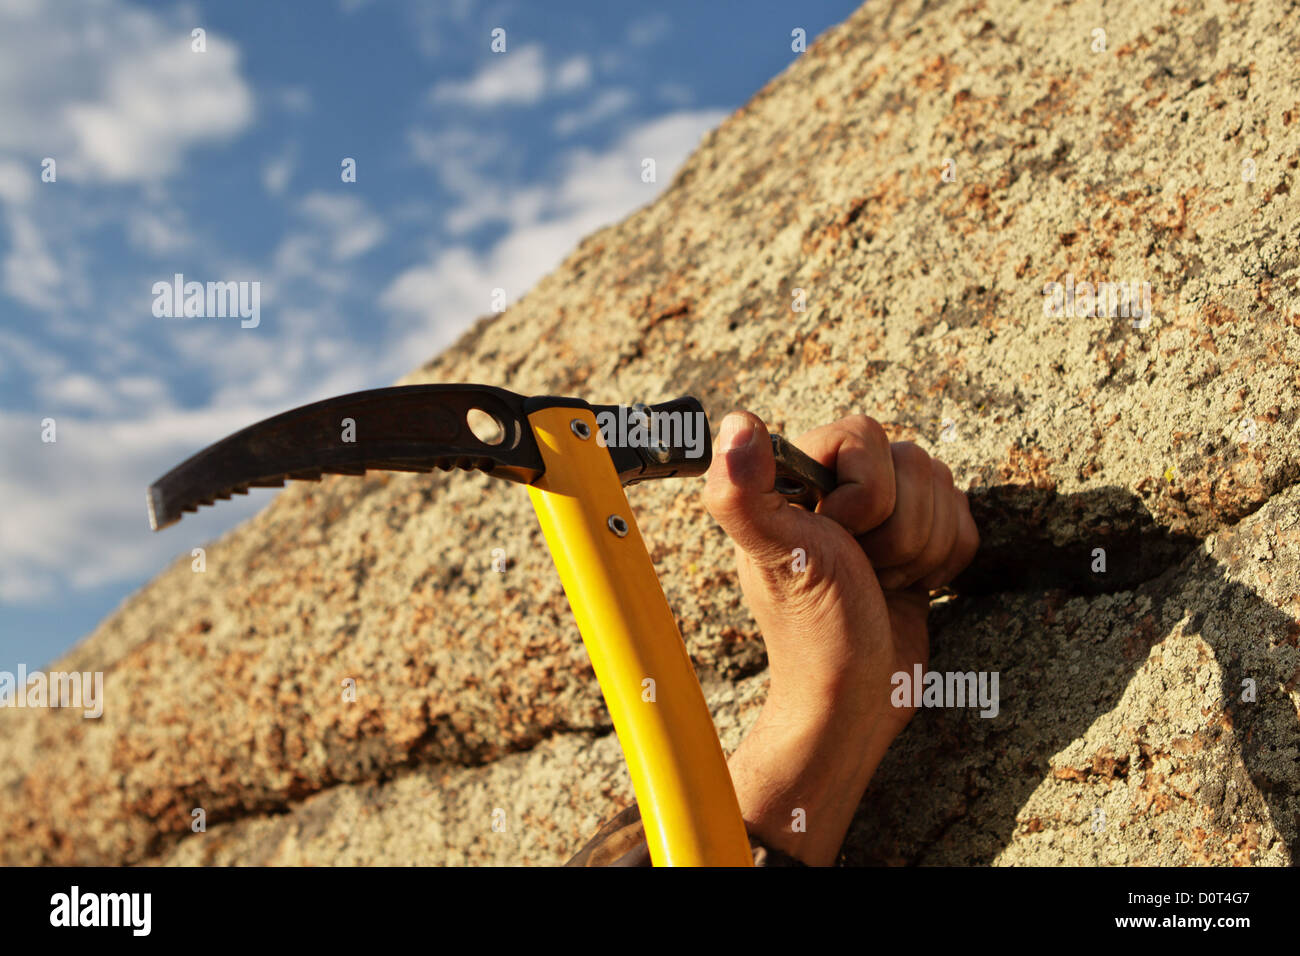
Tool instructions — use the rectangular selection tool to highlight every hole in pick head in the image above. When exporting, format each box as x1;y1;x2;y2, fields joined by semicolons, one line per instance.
466;408;505;446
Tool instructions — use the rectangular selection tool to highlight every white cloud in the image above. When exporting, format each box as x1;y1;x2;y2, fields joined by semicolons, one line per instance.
262;150;295;196
0;331;378;603
431;44;547;106
383;108;726;362
0;1;254;184
0;568;55;604
35;371;170;417
0;328;65;381
557;111;722;213
2;211;63;311
626;14;671;47
396;0;481;59
553;56;592;92
429;43;592;107
297;193;386;261
62;41;253;182
555;88;634;136
274;86;313;113
38;373;103;411
126;207;193;255
407;126;520;233
271;233;345;293
0;403;280;600
0;3;724;627
0;0;255;313
248;191;387;309
0;158;34;204
408;124;549;234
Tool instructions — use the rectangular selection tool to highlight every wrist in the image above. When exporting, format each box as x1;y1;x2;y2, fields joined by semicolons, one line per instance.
727;699;893;866
764;661;901;748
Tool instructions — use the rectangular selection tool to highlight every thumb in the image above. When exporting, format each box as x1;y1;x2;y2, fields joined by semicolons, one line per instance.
703;411;808;566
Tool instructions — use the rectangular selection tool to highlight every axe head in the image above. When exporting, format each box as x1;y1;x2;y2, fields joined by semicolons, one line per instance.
147;384;733;531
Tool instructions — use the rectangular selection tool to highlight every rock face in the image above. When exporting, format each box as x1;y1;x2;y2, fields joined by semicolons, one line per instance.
4;0;1298;866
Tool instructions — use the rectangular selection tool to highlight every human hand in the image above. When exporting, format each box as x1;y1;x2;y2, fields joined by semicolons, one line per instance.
703;410;978;864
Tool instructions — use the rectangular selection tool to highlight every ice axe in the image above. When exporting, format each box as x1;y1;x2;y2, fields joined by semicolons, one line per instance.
148;383;835;866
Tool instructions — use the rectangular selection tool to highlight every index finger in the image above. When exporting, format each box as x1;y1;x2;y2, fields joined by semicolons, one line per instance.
794;413;896;535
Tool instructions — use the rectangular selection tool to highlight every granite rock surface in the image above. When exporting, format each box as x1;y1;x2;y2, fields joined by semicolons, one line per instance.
3;0;1297;865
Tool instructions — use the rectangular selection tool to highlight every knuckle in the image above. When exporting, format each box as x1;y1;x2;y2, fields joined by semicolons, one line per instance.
930;457;955;488
851;413;889;449
702;477;743;518
895;525;930;565
892;441;931;481
841;411;871;434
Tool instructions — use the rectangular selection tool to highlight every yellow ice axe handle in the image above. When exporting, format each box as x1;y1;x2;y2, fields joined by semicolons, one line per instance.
525;405;753;866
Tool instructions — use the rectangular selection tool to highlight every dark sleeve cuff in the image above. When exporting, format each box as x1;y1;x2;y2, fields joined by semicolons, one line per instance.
564;802;807;867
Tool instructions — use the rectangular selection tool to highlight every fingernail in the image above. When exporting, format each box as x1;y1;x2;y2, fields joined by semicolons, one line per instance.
718;414;756;453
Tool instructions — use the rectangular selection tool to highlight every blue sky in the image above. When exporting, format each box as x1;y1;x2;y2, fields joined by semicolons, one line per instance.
0;0;859;674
